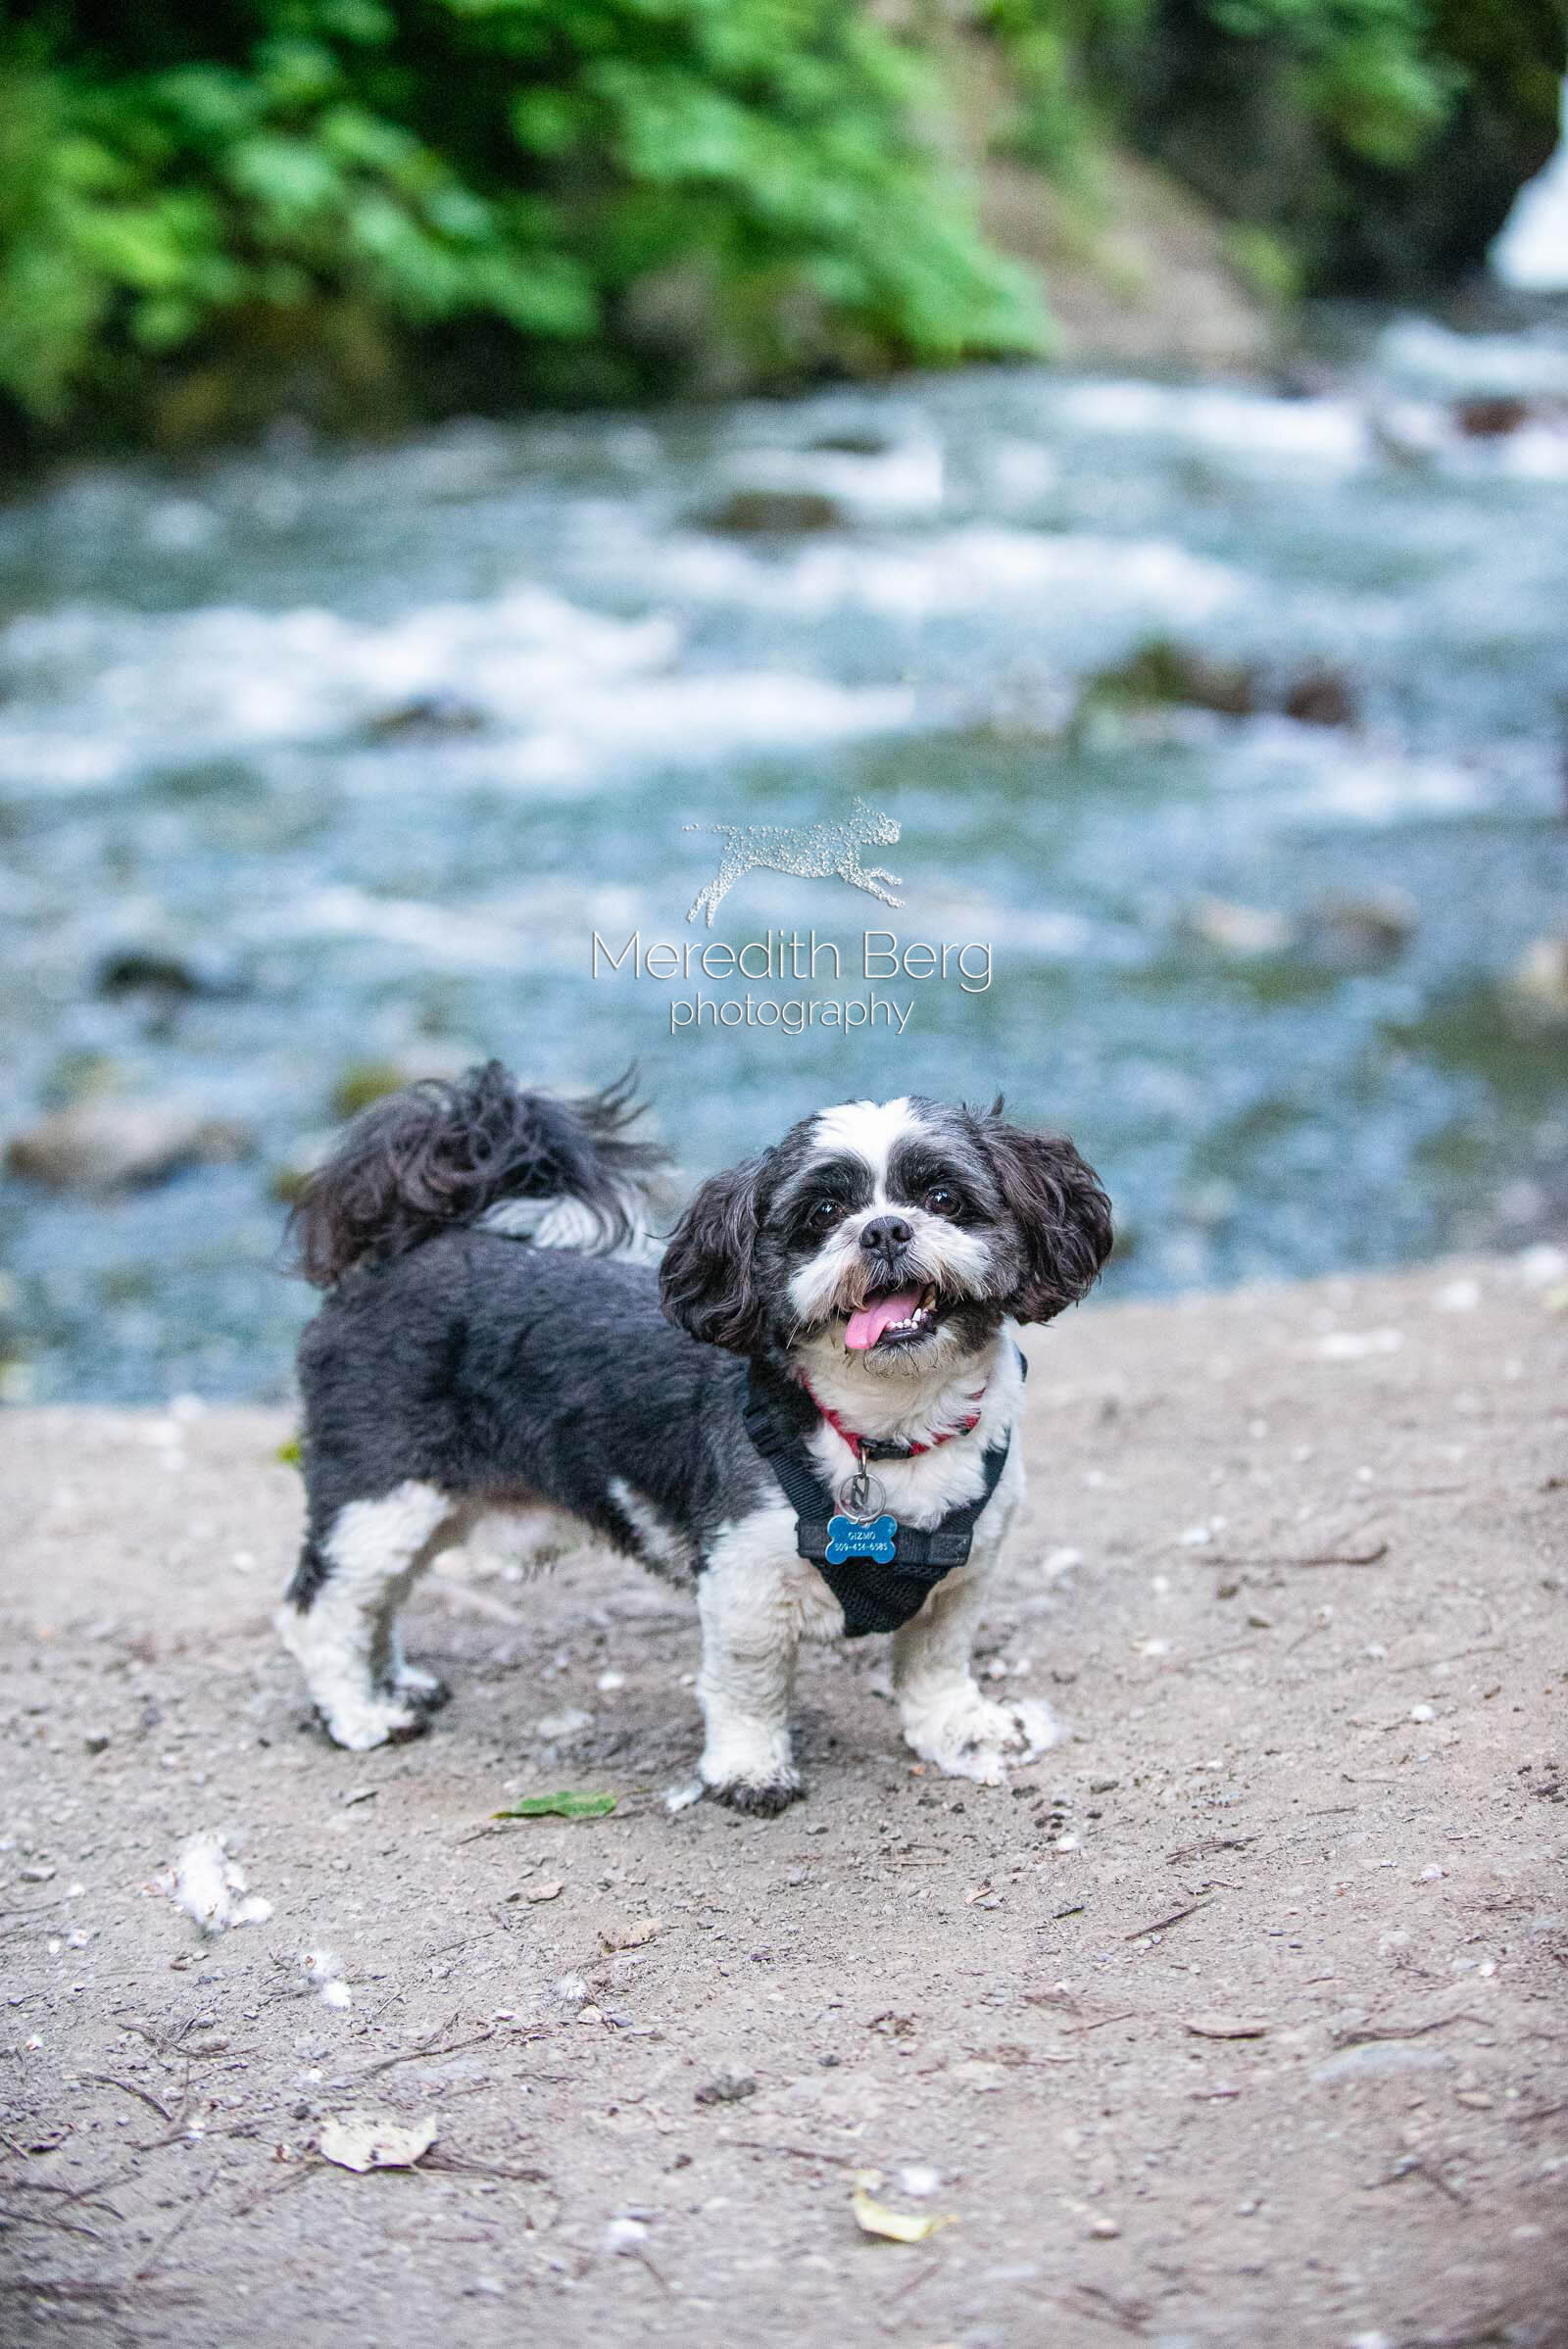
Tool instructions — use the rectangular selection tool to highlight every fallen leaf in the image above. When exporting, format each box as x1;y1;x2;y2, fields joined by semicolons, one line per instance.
318;2113;437;2173
851;2171;956;2243
492;1789;616;1820
601;1916;661;1951
525;1880;564;1904
1185;2013;1268;2040
962;1881;994;1905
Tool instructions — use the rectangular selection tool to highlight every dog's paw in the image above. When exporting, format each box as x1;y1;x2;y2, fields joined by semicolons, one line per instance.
705;1768;806;1818
902;1687;1060;1786
318;1695;431;1752
386;1663;451;1712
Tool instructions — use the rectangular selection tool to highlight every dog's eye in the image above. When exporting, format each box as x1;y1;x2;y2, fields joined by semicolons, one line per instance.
808;1198;845;1228
924;1186;959;1217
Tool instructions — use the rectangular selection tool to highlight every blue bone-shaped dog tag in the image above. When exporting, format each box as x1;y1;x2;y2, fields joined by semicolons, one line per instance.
825;1512;899;1565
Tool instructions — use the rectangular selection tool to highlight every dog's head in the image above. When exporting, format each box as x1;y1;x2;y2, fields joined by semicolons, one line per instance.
660;1095;1111;1376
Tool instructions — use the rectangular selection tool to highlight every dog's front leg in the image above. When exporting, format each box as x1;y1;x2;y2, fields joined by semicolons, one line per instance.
695;1524;808;1814
893;1556;1059;1786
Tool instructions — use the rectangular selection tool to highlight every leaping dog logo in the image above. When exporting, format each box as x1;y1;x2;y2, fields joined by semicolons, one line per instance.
685;799;904;927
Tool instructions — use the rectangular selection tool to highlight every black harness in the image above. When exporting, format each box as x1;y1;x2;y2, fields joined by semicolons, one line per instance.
741;1353;1023;1637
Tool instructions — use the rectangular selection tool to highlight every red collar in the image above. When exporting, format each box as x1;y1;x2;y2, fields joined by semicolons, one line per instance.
801;1378;987;1464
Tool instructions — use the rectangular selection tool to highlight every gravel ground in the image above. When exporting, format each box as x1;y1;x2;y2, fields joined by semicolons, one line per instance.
2;1257;1566;2349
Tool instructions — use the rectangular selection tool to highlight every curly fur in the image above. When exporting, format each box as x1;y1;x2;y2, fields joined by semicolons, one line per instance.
289;1061;665;1288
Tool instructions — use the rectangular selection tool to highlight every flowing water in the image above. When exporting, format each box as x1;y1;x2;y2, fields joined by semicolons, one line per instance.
2;315;1566;1400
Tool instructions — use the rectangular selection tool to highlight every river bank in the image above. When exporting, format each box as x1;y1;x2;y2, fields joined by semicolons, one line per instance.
3;1254;1564;2345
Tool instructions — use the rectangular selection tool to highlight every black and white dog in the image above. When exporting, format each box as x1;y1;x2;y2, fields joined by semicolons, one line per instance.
277;1064;1111;1812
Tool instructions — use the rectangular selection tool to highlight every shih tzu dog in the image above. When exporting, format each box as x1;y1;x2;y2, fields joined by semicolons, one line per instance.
277;1064;1111;1812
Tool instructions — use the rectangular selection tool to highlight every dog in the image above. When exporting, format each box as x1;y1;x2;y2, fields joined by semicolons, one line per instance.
684;798;904;926
276;1064;1111;1810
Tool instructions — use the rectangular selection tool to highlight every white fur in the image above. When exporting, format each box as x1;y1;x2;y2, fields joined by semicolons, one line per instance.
894;1533;1060;1785
695;1502;845;1805
481;1186;661;1262
808;1096;918;1182
276;1479;455;1749
607;1477;696;1580
167;1834;272;1934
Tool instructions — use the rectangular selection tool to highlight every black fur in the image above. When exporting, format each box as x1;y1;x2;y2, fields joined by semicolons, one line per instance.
288;1234;762;1607
289;1061;664;1287
658;1154;772;1353
964;1108;1114;1324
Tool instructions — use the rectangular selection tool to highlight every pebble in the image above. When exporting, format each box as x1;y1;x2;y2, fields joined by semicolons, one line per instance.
5;1101;254;1191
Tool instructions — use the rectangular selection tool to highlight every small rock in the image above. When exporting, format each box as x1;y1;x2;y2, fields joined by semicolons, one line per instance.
1090;637;1257;717
1185;2013;1268;2040
6;1101;254;1191
695;489;845;534
1185;899;1296;957
364;691;486;740
1281;665;1358;727
1088;2215;1120;2238
94;942;245;1001
1508;938;1568;1030
536;1707;593;1740
694;2068;758;2106
1455;395;1531;438
1299;890;1416;971
525;1880;564;1904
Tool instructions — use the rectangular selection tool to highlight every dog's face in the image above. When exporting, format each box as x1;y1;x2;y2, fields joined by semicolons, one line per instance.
661;1096;1111;1375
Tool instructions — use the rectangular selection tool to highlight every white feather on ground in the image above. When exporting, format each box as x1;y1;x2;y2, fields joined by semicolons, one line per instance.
165;1833;273;1934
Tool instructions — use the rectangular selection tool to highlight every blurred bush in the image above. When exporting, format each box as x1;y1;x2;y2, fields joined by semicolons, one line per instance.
0;0;1561;451
0;0;1042;448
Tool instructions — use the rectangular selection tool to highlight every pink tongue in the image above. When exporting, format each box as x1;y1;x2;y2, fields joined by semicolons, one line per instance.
845;1287;923;1352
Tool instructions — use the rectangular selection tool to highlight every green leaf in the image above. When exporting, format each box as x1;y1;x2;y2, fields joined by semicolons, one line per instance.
492;1789;616;1819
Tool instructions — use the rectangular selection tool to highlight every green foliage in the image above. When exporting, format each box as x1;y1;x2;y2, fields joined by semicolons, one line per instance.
982;0;1560;291
1204;0;1457;165
0;1;1044;440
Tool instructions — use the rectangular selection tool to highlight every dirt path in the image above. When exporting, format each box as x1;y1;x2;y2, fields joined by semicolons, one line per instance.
2;1258;1565;2348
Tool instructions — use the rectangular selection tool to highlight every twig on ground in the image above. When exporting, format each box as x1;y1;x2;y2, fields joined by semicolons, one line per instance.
353;2023;497;2083
81;2075;173;2125
0;2203;106;2242
1333;2011;1486;2049
1058;2279;1152;2333
1165;1835;1255;1864
725;2136;864;2167
1204;1541;1390;1569
133;2171;219;2282
1124;1895;1216;1941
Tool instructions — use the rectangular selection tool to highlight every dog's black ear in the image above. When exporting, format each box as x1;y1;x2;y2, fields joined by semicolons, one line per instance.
979;1115;1112;1324
661;1155;770;1352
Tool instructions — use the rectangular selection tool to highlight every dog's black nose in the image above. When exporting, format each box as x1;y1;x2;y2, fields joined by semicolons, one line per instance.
859;1214;913;1256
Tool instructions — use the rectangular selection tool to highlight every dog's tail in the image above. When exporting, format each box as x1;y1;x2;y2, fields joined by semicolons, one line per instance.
289;1062;667;1288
